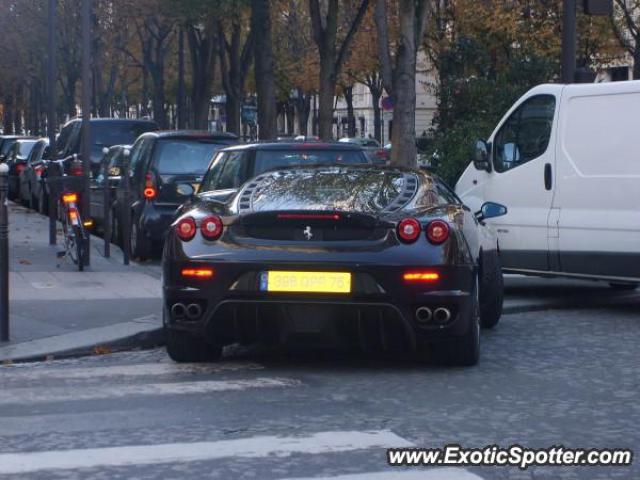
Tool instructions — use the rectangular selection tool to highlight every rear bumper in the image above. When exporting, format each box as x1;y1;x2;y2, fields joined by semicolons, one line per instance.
163;260;476;351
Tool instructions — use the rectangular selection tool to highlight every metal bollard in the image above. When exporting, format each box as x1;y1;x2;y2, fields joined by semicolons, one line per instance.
102;147;110;258
0;163;9;342
121;149;131;266
48;161;59;246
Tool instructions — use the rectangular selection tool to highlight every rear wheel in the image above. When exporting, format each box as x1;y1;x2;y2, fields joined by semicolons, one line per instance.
165;328;222;363
609;283;638;291
479;251;503;329
429;278;480;367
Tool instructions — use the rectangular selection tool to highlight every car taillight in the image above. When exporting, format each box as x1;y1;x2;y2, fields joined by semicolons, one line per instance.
201;216;223;241
16;164;26;175
144;173;157;200
376;149;387;158
426;220;450;245
35;166;45;177
70;162;83;176
176;217;196;241
397;218;421;243
181;268;214;278
403;271;440;282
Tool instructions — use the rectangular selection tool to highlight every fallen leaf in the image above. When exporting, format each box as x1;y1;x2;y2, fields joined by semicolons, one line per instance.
93;346;112;355
18;259;32;265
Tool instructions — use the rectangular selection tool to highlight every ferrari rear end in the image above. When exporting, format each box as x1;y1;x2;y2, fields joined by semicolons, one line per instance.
163;167;482;365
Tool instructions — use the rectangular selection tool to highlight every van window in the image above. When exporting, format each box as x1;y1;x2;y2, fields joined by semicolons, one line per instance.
493;95;555;173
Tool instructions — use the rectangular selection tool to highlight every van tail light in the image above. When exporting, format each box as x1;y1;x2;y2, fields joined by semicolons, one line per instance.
403;271;440;283
201;216;223;241
144;172;157;200
35;165;45;177
426;220;450;245
397;218;421;243
176;217;196;241
70;161;83;176
16;163;26;175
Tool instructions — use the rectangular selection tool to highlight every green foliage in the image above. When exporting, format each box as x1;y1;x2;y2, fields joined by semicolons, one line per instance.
430;38;557;185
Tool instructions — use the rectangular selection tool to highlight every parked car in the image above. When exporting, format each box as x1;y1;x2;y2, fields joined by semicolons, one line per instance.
89;144;130;240
54;118;159;177
114;130;239;259
6;139;38;200
192;141;372;205
339;137;388;164
162;164;507;365
19;138;50;210
0;135;33;163
456;80;640;288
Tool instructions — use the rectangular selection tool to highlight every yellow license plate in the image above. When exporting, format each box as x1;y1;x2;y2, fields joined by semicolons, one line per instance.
264;271;351;294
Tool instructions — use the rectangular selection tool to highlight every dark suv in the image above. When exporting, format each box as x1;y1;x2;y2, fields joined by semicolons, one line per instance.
118;130;239;259
55;118;159;176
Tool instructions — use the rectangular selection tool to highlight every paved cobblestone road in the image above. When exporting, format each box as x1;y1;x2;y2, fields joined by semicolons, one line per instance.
0;304;638;480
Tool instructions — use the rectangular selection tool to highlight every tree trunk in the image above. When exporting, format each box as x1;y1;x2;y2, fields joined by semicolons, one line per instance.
295;90;311;135
251;0;277;140
344;86;356;138
373;98;382;142
318;54;337;140
285;103;295;135
187;23;216;130
634;49;640;80
225;94;241;135
3;96;14;134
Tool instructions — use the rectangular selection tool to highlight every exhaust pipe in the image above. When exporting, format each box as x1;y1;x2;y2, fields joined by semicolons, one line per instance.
433;307;452;324
415;307;433;324
171;303;187;319
186;303;203;320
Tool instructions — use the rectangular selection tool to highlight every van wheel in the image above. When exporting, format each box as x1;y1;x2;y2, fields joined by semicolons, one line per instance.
609;283;638;291
479;251;504;329
165;328;222;363
429;278;480;367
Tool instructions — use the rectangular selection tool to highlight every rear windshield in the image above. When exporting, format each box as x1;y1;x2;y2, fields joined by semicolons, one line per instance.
0;140;16;157
17;141;37;156
254;149;366;175
154;139;225;174
91;123;156;148
250;168;411;213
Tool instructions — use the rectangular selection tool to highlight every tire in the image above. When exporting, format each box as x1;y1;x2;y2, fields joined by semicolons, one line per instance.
609;283;639;291
130;218;151;261
479;251;504;329
429;277;480;367
165;328;222;363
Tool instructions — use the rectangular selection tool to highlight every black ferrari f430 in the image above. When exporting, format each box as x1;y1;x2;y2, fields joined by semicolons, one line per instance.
162;165;507;366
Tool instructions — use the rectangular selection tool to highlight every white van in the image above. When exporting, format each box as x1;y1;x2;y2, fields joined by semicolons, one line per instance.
456;81;640;287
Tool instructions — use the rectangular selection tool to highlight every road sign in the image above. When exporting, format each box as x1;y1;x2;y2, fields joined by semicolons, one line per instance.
381;97;394;111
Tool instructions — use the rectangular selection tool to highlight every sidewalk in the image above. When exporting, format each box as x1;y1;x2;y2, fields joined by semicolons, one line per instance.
0;203;163;362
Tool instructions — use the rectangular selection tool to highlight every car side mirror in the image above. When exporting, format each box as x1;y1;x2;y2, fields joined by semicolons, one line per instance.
473;140;492;172
476;202;508;222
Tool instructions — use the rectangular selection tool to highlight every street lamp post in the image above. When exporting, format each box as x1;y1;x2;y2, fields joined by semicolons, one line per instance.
0;163;9;342
48;0;57;246
81;0;92;265
561;0;577;84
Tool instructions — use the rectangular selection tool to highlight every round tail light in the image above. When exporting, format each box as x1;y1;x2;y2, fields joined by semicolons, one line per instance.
176;217;196;241
397;218;421;243
201;216;223;240
426;220;450;244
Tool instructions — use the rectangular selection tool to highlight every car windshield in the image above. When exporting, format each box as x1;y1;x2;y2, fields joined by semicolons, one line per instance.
254;149;366;175
250;168;412;213
91;123;156;148
154;139;225;175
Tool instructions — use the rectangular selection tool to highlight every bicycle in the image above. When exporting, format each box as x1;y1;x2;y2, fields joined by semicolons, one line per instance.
57;186;90;272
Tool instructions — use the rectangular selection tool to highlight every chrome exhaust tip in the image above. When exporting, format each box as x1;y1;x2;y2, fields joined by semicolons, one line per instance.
186;303;203;320
433;307;452;324
171;303;187;318
415;307;433;324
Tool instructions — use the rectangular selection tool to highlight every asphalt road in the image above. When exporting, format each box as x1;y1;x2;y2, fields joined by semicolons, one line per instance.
0;303;638;480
